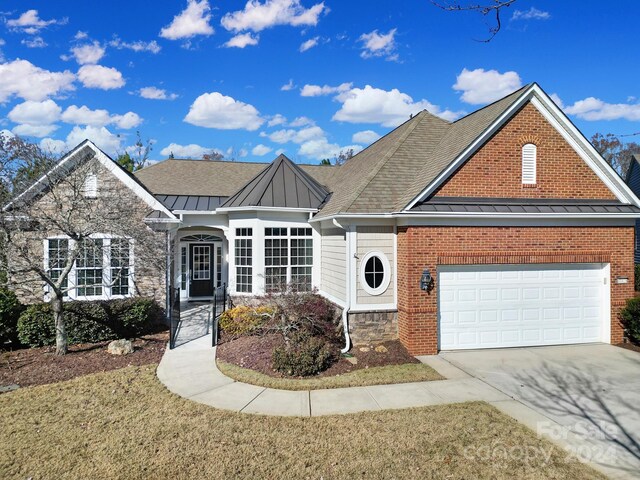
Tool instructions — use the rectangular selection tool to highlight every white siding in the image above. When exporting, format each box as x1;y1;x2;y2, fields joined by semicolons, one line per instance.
320;227;346;302
356;226;395;306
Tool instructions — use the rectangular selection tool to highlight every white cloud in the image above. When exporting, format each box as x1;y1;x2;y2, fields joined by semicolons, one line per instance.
300;82;352;97
252;144;273;156
358;28;398;61
298;138;362;160
563;97;640;121
288;116;314;127
224;33;259;48
549;93;564;108
159;142;220;158
8;99;61;125
61;105;142;129
221;0;327;33
453;68;522;105
112;112;143;129
71;41;106;65
138;86;178;100
333;85;462;127
109;37;161;54
66;125;122;153
0;59;75;102
160;0;214;40
74;31;89;40
12;123;58;138
6;9;67;34
267;114;287;126
268;125;325;144
281;79;295;91
511;7;551;21
40;137;67;154
184;92;264;130
352;130;380;144
21;36;47;48
299;36;319;52
77;65;125;89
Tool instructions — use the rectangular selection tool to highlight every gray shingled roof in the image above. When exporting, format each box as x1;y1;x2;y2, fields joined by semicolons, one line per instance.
221;154;330;209
134;158;338;197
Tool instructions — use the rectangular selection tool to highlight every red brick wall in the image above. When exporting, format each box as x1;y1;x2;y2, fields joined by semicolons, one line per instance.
397;226;634;355
434;102;616;200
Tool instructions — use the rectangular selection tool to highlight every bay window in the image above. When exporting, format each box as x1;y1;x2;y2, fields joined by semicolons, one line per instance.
235;228;253;293
265;227;313;292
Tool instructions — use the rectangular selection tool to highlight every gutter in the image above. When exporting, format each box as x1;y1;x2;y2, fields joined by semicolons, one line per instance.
333;218;351;354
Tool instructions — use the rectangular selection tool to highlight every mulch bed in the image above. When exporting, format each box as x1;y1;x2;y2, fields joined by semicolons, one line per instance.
0;331;168;391
616;341;640;354
216;333;419;379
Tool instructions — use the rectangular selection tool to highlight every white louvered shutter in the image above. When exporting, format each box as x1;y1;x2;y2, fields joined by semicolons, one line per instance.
84;174;97;198
522;143;537;184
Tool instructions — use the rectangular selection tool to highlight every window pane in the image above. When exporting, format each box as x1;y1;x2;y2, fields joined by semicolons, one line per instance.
364;255;385;289
235;237;252;293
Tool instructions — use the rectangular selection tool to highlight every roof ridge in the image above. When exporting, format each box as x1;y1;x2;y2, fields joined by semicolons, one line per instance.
337;111;433;214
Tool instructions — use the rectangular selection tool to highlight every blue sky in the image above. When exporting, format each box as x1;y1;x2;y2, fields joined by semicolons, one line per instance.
0;0;639;164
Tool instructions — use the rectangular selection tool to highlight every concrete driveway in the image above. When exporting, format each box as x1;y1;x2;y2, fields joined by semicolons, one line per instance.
441;344;640;479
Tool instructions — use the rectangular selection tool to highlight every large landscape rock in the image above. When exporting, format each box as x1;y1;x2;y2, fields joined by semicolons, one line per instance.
107;339;134;356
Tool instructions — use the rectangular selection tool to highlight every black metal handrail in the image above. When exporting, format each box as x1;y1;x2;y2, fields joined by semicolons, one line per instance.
212;283;227;346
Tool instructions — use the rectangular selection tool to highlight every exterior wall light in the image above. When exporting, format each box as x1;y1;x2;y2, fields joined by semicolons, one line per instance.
420;268;432;291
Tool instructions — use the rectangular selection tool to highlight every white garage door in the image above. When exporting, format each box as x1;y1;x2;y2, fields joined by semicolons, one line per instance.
439;263;608;350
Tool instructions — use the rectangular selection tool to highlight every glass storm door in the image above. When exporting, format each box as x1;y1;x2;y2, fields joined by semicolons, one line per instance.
189;244;214;297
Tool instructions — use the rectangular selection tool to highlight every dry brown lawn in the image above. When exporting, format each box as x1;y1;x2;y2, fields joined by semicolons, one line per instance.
0;365;604;480
218;359;443;390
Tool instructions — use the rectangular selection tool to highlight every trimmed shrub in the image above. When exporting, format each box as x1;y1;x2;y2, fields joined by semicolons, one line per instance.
620;296;640;344
0;287;24;346
17;304;57;347
64;301;114;344
219;305;274;336
17;297;163;347
272;332;335;377
635;264;640;292
107;297;163;338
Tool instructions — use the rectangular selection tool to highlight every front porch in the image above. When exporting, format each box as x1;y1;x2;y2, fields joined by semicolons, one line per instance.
170;293;228;348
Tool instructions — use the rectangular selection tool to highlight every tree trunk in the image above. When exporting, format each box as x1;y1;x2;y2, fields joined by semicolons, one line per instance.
52;294;67;355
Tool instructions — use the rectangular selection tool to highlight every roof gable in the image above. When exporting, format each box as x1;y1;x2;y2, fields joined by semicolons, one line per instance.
220;154;330;210
5;140;176;219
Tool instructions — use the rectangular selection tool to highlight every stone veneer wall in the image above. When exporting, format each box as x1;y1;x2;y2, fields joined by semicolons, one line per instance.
348;310;398;345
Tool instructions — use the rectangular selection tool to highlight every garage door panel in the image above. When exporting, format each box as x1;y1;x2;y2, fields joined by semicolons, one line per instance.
439;263;606;350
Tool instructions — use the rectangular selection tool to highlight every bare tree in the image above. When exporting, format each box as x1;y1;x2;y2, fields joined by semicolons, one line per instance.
591;133;640;177
0;134;165;355
115;131;153;172
430;0;518;42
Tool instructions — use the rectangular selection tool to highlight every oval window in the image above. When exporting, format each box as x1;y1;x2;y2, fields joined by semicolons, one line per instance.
360;251;391;296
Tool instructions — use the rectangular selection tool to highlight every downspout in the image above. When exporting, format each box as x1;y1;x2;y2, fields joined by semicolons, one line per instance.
333;218;351;354
165;230;172;321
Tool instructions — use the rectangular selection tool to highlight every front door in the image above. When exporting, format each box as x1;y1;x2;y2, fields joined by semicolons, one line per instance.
189;243;214;297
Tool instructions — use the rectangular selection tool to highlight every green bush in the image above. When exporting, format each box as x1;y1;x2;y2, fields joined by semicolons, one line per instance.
17;304;57;347
107;297;163;337
272;332;335;377
635;264;640;292
219;305;274;336
17;297;163;348
0;287;24;346
620;296;640;344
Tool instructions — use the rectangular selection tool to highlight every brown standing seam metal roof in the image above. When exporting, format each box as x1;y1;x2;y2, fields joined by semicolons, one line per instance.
410;197;640;214
221;154;330;209
155;195;227;211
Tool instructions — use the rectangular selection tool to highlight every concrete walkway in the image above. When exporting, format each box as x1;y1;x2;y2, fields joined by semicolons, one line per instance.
156;334;510;416
156;335;631;478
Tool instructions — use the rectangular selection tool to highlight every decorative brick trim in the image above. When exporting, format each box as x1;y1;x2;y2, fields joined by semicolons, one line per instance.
437;251;611;265
522;183;538;188
519;134;541;146
398;306;437;314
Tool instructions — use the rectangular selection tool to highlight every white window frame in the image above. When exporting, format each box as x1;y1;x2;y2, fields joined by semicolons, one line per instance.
522;143;537;185
264;227;313;292
234;228;253;293
359;250;391;296
43;234;135;301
